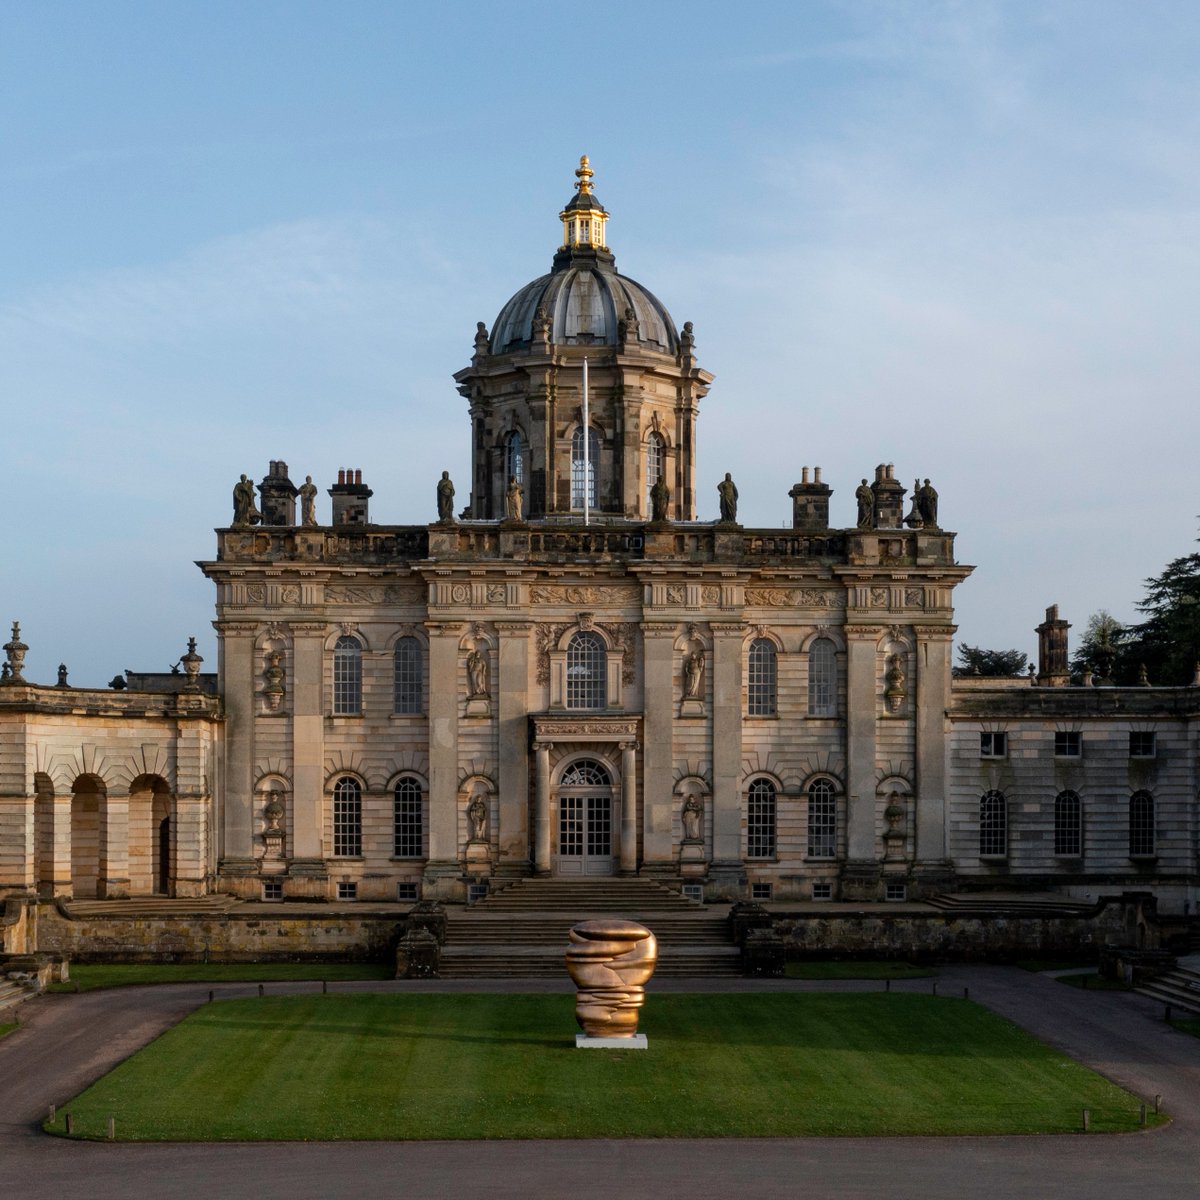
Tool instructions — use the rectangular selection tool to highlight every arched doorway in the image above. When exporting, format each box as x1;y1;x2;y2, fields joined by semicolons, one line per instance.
70;776;104;899
129;775;172;895
154;794;171;895
555;759;613;876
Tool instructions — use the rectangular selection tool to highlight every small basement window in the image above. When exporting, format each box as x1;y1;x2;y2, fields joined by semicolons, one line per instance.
885;882;907;902
1129;731;1156;758
979;732;1007;758
262;879;283;901
396;882;419;902
337;882;358;901
467;883;489;904
750;882;773;901
811;882;832;901
681;883;704;904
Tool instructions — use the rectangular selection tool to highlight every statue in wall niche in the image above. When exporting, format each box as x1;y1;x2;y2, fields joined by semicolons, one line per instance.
565;918;658;1040
855;479;873;529
263;650;285;710
298;475;319;527
717;473;739;523
436;471;456;523
232;474;262;527
681;793;704;843
916;478;939;528
505;475;524;521
650;475;670;523
683;648;705;700
468;794;488;841
885;653;907;713
466;647;490;699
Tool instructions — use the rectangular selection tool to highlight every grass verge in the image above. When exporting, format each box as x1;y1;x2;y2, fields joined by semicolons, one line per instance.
784;960;931;980
0;1022;15;1039
1058;974;1131;992
1013;958;1095;973
48;962;393;993
47;992;1155;1140
1169;1017;1200;1039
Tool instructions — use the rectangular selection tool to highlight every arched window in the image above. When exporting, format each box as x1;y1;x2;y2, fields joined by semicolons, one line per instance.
394;778;424;858
645;432;665;513
332;777;362;857
560;759;611;787
807;779;837;858
505;431;524;486
566;631;606;710
333;636;362;715
979;790;1007;857
1054;790;1082;857
571;426;599;510
393;637;422;715
808;638;836;716
748;638;777;717
747;778;777;859
1129;790;1155;857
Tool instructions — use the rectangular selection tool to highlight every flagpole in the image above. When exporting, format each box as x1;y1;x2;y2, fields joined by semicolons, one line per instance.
582;356;590;526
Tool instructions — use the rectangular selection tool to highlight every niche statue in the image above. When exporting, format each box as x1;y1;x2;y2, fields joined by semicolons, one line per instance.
468;794;488;841
466;647;489;699
683;649;705;700
681;793;704;843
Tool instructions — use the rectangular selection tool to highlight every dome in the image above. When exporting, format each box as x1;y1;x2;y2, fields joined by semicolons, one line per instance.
490;264;679;356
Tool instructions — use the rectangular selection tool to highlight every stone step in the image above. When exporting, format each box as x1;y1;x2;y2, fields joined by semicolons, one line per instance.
0;979;32;1013
1137;970;1200;1015
62;896;242;920
438;946;742;977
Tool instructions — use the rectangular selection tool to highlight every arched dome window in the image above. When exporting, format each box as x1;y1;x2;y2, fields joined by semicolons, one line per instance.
646;432;665;513
566;631;606;710
571;426;599;511
505;431;524;486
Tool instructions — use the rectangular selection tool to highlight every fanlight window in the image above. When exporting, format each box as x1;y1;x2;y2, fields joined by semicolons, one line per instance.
394;778;424;858
979;790;1008;857
565;631;607;710
393;637;422;715
808;638;836;716
560;759;612;788
332;636;362;715
747;778;777;859
807;779;837;858
1129;790;1155;857
1054;790;1082;857
571;426;599;510
332;777;362;857
645;432;665;512
505;431;524;485
748;638;777;717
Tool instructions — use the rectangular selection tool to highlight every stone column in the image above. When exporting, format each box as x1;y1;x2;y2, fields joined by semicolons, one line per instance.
496;621;532;876
290;624;327;888
709;623;745;895
219;622;258;875
44;791;73;898
534;742;552;875
619;741;638;873
0;793;34;893
424;623;462;899
99;786;130;899
172;709;216;897
843;624;882;900
640;624;676;870
913;625;955;884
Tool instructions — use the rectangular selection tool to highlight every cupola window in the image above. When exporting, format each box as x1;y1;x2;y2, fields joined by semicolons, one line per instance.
505;431;524;485
571;426;599;510
646;432;665;513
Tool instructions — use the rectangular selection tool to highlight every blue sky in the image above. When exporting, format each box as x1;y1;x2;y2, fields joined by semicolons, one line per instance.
2;1;1198;684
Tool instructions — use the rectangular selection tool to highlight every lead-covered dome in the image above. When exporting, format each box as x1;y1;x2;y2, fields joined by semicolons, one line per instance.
488;156;679;356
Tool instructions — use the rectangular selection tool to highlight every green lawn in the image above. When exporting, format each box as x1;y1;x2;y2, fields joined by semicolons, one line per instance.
1169;1017;1200;1039
48;962;393;993
47;992;1154;1141
1014;958;1095;973
784;960;931;980
0;1023;15;1039
1058;973;1131;992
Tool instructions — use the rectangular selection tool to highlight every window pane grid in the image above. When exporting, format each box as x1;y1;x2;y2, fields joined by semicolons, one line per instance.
1054;790;1082;856
1129;790;1155;856
979;790;1007;857
807;779;837;858
645;432;664;512
333;636;362;715
571;427;599;509
748;639;777;717
808;639;835;716
394;778;424;858
1055;731;1081;757
333;778;362;857
747;779;776;858
566;632;606;710
393;637;422;714
506;432;524;485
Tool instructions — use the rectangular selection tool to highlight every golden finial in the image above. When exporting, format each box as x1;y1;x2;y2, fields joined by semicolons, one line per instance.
575;154;594;194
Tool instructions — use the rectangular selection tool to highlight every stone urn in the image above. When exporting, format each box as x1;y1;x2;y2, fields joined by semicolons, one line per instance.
564;918;657;1039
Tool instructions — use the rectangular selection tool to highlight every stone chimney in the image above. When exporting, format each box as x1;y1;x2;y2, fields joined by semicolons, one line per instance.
258;460;298;526
869;463;906;530
328;468;373;526
1036;604;1071;687
788;466;832;532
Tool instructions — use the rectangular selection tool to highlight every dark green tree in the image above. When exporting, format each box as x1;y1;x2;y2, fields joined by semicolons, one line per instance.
1070;610;1127;683
1122;544;1200;685
953;644;1028;677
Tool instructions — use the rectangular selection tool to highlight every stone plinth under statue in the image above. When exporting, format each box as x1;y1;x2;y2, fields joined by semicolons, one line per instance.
564;918;657;1048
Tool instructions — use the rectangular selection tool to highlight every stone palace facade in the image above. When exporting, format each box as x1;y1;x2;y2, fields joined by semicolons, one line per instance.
2;159;1197;916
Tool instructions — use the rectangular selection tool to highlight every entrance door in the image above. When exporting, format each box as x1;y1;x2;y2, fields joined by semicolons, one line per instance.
156;816;171;895
556;759;614;876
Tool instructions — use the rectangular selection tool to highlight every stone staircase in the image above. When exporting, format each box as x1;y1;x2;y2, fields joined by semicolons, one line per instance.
1136;962;1200;1015
439;878;739;978
0;975;34;1017
926;892;1096;918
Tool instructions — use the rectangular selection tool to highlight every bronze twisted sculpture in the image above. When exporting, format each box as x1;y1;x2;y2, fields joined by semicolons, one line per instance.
564;918;658;1041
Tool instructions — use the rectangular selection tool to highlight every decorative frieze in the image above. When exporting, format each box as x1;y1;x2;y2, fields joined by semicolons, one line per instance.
744;587;839;608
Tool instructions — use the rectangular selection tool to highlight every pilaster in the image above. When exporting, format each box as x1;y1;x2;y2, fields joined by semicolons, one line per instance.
290;622;326;863
914;625;954;866
641;623;676;867
99;786;130;899
0;794;34;892
845;625;882;867
710;622;745;894
425;622;463;898
218;621;258;870
496;622;532;874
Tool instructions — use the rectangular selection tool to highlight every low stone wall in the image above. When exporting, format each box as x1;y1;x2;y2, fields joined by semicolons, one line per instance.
36;905;405;963
772;902;1132;962
0;896;35;956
